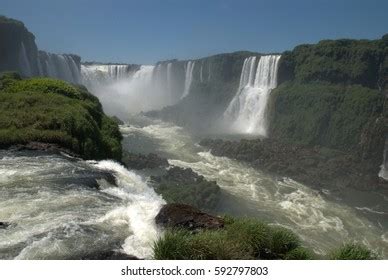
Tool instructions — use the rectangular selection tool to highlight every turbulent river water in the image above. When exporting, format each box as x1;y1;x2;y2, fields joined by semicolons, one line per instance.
1;117;387;259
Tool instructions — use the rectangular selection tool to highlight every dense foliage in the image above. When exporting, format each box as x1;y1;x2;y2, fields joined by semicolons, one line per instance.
153;217;313;260
278;35;388;89
0;73;122;160
269;82;385;152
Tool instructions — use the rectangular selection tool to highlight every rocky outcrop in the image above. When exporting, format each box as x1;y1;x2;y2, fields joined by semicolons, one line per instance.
146;51;260;132
0;222;10;229
151;166;221;211
80;251;139;260
0;16;39;76
200;138;388;193
155;203;224;230
122;152;168;170
0;16;82;82
9;142;81;158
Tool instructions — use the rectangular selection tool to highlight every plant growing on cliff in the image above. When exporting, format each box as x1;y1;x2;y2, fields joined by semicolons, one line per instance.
0;73;122;160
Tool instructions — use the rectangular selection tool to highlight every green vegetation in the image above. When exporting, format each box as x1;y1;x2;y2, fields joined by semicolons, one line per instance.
278;35;388;89
271;35;387;161
329;243;378;260
0;73;122;160
269;82;384;152
153;217;313;260
154;216;380;260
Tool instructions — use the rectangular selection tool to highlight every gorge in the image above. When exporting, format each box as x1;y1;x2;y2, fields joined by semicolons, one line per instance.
0;15;388;260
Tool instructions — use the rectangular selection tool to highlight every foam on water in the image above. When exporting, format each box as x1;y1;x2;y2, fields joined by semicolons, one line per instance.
124;119;388;257
0;152;164;259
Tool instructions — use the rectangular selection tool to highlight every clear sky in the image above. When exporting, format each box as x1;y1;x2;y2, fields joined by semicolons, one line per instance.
1;0;387;64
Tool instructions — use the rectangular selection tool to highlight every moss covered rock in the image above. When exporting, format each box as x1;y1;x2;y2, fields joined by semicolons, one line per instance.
0;74;122;160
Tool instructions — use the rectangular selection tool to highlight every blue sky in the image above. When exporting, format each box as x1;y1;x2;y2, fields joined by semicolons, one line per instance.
1;0;387;64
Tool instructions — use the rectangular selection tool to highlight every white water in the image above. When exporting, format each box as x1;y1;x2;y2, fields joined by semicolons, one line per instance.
89;160;164;258
224;55;281;136
0;151;164;259
200;62;204;83
379;139;388;181
18;42;32;77
38;52;81;83
121;119;388;258
182;61;195;99
81;64;134;86
166;62;173;100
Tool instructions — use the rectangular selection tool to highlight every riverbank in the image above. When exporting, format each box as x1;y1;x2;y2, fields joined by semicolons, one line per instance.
199;138;388;193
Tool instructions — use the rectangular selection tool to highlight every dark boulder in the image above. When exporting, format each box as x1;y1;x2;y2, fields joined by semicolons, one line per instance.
80;251;140;260
155;203;224;230
122;152;169;170
151;167;221;211
0;222;10;229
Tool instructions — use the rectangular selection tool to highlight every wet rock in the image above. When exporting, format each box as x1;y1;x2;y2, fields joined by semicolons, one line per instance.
199;138;388;193
155;203;224;230
122;152;169;170
151;167;221;211
10;142;80;158
80;251;140;260
0;222;10;229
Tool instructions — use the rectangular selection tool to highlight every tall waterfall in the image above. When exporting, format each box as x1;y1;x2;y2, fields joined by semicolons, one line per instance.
224;55;281;135
81;64;135;86
167;62;173;95
38;52;81;84
200;62;204;83
182;61;195;99
379;138;388;180
18;42;32;77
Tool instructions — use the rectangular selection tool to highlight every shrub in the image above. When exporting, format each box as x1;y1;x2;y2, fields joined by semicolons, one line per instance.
154;217;312;260
329;243;378;260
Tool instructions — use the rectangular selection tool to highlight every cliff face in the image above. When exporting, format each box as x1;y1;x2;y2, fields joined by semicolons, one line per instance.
0;15;82;83
0;16;40;76
271;35;388;163
148;51;261;131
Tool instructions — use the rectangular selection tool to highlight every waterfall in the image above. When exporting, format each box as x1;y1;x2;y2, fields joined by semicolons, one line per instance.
208;62;211;82
200;62;204;83
81;64;133;86
166;63;173;100
224;55;281;136
39;52;81;84
18;42;32;77
379;138;388;180
182;61;195;99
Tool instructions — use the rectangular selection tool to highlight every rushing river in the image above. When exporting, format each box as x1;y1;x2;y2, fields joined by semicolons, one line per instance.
0;150;163;259
122;117;388;258
1;117;387;259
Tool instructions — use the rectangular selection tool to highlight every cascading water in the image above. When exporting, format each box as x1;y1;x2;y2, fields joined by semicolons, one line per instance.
166;62;173;98
182;61;195;99
379;138;388;180
38;52;81;84
18;42;32;77
121;118;388;258
224;55;281;136
200;62;204;83
0;150;164;259
81;64;134;86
